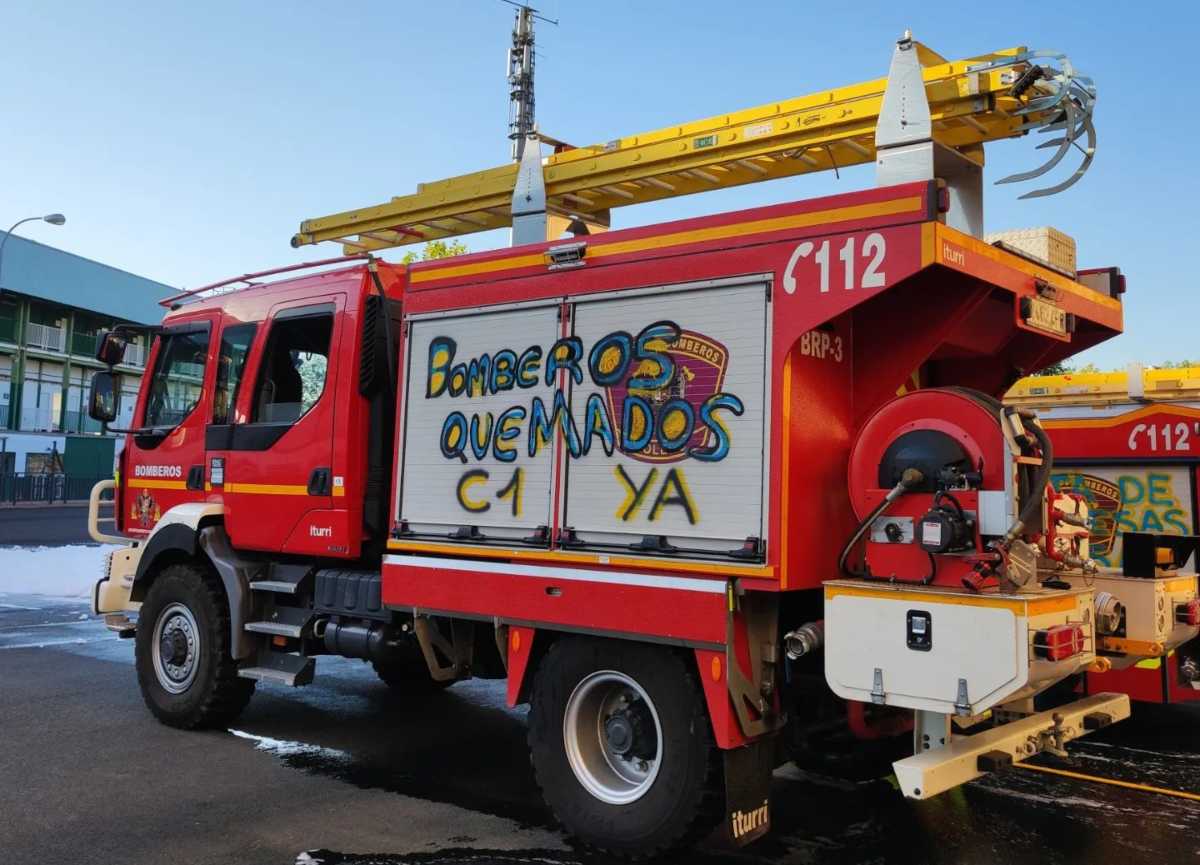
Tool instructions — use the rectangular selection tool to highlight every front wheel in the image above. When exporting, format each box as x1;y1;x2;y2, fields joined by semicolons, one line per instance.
528;638;721;858
135;562;255;729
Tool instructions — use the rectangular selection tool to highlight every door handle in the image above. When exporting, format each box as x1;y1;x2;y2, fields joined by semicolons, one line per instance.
307;467;331;496
186;465;205;491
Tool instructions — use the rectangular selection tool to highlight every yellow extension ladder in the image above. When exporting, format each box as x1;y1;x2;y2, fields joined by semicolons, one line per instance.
293;37;1095;254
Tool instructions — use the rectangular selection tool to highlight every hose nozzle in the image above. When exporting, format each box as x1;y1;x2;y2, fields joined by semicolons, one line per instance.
884;468;925;504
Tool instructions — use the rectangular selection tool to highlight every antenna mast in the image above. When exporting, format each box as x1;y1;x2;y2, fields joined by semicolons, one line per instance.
507;4;536;161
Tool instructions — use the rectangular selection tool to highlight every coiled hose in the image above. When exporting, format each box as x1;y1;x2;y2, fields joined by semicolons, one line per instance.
838;467;925;579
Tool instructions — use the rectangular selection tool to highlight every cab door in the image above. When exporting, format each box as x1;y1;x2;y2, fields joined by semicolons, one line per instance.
217;296;345;554
122;314;217;538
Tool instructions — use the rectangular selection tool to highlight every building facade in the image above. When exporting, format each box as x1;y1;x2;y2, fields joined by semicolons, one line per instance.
0;230;172;477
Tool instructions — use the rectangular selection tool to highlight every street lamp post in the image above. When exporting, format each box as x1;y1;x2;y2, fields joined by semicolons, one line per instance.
0;213;66;288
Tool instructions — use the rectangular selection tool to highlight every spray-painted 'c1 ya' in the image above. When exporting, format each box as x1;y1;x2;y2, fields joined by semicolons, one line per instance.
1052;467;1194;566
425;320;741;521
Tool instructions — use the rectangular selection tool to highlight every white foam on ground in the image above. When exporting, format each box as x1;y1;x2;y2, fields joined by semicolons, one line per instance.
229;728;351;762
0;544;119;597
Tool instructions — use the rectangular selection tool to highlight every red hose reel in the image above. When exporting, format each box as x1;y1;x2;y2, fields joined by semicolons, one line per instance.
845;388;1038;588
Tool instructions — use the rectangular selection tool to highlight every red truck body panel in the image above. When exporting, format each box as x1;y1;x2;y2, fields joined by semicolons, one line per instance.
116;182;1124;743
375;182;1121;733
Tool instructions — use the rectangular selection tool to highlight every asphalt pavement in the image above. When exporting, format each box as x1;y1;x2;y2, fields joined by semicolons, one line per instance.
0;504;92;545
2;595;1200;865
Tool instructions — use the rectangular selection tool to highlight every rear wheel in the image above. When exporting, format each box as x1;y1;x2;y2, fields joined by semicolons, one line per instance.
135;562;254;729
528;638;721;858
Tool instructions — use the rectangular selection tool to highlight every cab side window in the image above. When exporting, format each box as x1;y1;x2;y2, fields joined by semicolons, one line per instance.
251;310;333;424
212;323;257;424
142;326;210;429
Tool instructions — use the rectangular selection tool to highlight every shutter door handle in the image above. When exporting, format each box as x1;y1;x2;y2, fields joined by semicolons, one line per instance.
307;467;331;496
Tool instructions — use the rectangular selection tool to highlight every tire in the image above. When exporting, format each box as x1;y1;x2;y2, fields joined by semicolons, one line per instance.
528;637;721;858
372;641;453;693
134;562;255;729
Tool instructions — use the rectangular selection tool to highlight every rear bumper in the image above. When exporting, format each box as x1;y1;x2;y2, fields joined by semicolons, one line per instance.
893;692;1131;799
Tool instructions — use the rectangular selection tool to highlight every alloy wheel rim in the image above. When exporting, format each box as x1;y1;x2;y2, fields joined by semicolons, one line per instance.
563;670;663;805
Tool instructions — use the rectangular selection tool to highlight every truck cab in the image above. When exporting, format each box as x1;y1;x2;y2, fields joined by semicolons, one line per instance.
99;263;403;560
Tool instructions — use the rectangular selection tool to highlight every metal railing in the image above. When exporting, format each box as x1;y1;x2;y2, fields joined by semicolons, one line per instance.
122;341;146;367
71;333;146;366
25;322;65;352
0;472;112;505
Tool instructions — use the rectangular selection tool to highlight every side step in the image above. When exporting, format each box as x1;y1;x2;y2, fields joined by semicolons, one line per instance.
102;612;137;638
239;652;315;687
244;605;313;639
893;692;1132;800
249;563;315;596
245;620;303;638
249;580;303;594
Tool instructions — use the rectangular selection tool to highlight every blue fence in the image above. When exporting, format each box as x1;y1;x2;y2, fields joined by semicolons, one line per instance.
0;473;112;505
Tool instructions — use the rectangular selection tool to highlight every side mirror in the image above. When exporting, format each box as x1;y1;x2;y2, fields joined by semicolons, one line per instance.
95;330;128;366
88;371;120;423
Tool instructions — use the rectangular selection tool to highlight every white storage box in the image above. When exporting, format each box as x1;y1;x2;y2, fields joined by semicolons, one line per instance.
985;226;1077;275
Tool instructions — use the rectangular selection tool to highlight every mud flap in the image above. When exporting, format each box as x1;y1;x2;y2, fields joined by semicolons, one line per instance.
723;737;774;846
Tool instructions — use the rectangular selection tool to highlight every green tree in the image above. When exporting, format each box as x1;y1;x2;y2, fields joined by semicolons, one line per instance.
1036;361;1073;375
400;239;469;264
1034;361;1103;376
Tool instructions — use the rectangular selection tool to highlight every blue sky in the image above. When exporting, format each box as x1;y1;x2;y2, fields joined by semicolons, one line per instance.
3;1;1195;368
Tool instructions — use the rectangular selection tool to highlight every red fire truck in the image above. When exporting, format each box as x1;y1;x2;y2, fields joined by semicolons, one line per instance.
81;36;1197;857
1008;367;1200;704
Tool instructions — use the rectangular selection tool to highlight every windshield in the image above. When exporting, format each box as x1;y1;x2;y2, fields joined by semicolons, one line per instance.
142;325;210;429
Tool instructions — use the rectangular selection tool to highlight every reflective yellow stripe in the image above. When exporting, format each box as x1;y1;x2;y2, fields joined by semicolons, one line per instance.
589;198;923;259
207;483;345;496
1097;636;1165;657
385;539;775;579
779;354;792;590
920;221;937;267
1042;404;1200;430
824;583;1079;616
224;483;308;496
410;196;924;284
1163;577;1196;593
232;483;307;495
129;479;188;491
935;223;1122;312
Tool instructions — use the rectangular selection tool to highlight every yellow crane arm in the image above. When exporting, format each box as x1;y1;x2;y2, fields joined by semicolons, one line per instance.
293;41;1093;253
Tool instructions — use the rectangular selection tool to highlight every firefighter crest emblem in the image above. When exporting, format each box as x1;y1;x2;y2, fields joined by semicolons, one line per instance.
131;489;161;529
602;329;731;464
1051;472;1121;556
